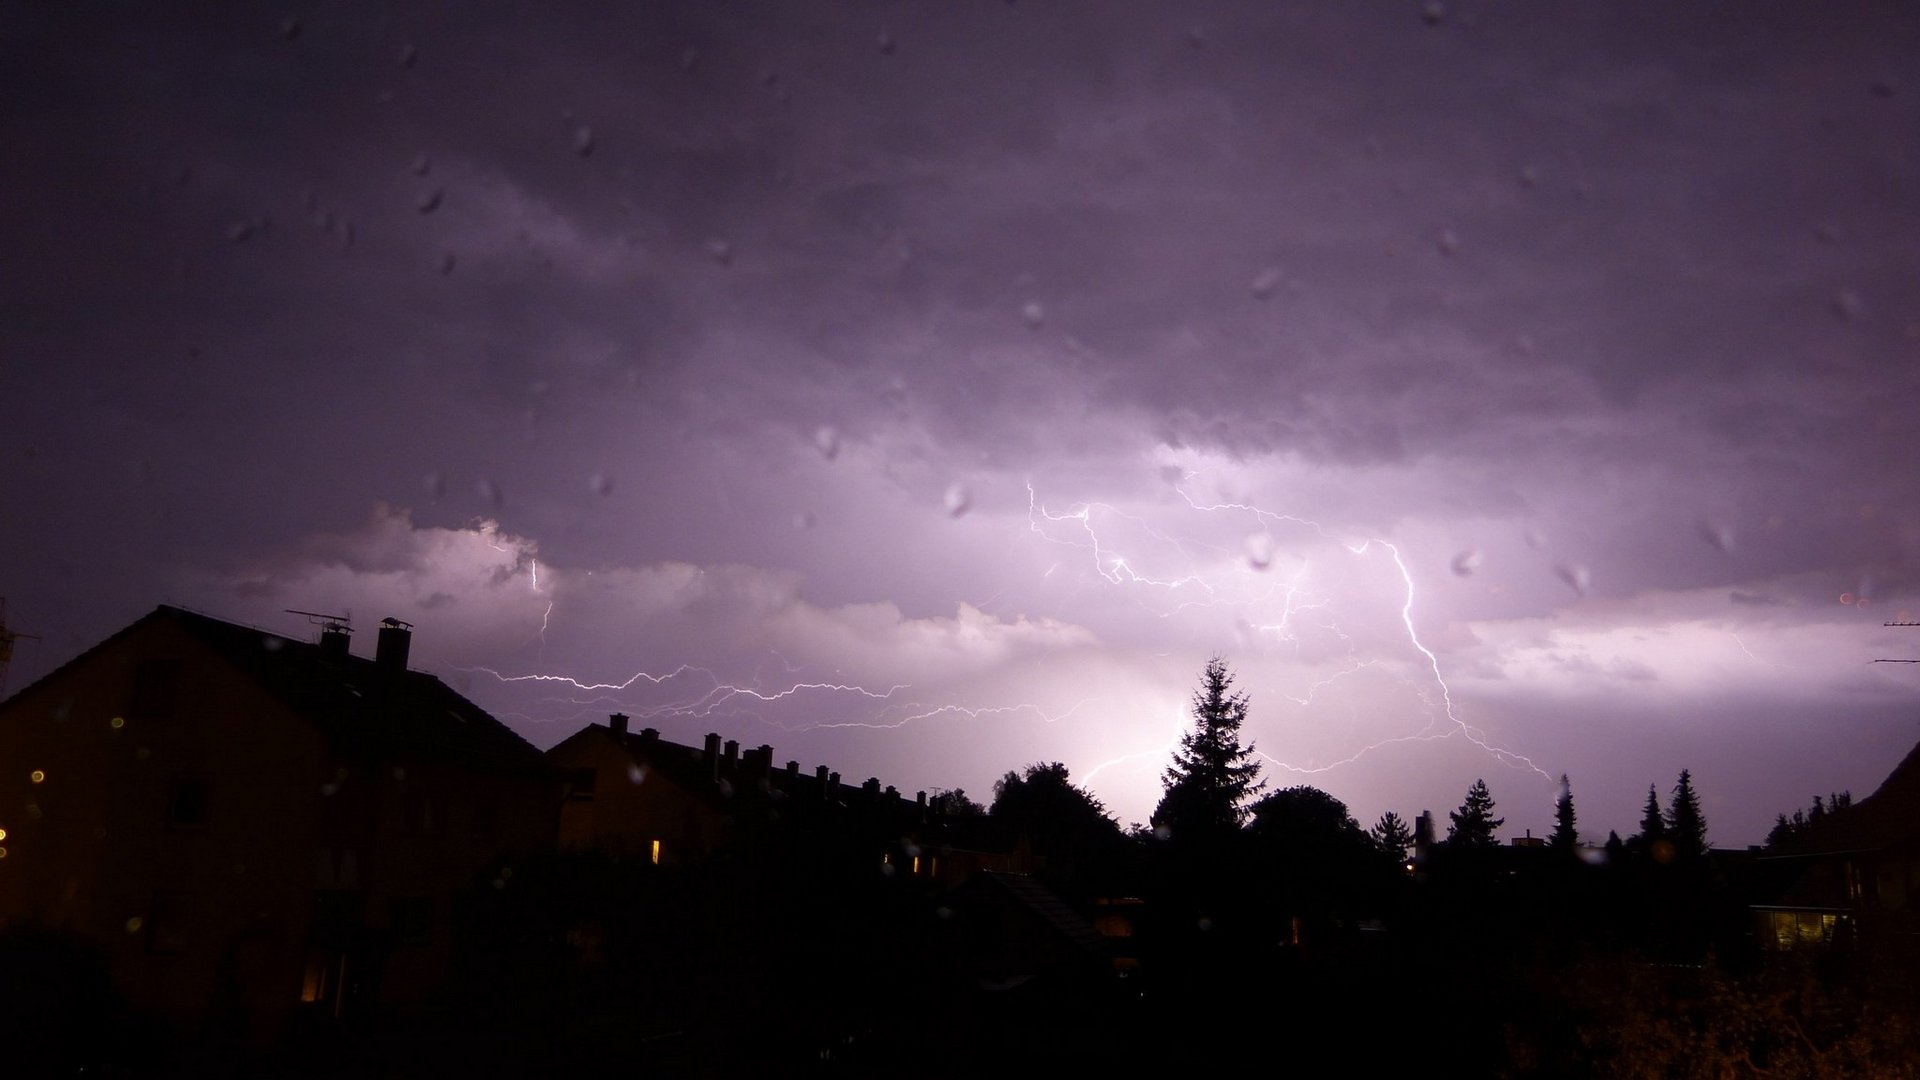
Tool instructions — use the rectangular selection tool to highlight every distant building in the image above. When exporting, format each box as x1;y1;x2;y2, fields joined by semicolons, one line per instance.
1752;738;1920;953
0;606;560;1040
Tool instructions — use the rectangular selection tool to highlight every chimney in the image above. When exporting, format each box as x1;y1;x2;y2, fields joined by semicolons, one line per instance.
375;617;413;672
703;733;721;778
755;745;774;777
885;785;899;801
786;760;800;778
319;621;352;662
640;727;659;746
816;765;830;798
862;777;879;800
1414;811;1435;847
723;740;739;771
609;713;629;738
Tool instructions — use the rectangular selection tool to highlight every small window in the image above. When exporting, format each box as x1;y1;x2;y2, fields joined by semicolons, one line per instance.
650;838;662;865
167;778;209;829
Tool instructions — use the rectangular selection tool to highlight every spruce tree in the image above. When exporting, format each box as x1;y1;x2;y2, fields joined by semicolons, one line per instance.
1665;768;1708;859
1370;810;1414;864
1151;657;1264;843
1550;774;1579;851
1446;778;1504;849
1636;784;1667;849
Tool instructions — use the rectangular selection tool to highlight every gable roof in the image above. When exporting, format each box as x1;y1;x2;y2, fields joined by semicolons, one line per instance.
7;605;545;776
1772;736;1920;856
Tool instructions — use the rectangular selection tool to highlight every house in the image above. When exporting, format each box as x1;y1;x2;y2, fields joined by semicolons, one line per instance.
0;605;560;1040
1751;737;1920;954
547;713;957;879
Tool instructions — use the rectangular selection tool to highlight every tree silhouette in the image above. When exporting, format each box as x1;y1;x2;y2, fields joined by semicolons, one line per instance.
1635;784;1667;853
927;787;986;820
989;763;1120;857
1371;810;1414;864
1664;769;1707;859
1151;657;1264;844
1549;774;1578;851
1446;779;1504;849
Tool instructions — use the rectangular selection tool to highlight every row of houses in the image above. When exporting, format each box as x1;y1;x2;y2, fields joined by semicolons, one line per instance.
0;605;1075;1044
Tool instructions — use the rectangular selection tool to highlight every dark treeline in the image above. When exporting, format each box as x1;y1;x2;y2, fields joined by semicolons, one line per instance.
7;658;1915;1077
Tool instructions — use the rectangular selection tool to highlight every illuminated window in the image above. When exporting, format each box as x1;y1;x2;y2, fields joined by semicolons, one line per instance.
650;838;662;865
912;855;921;875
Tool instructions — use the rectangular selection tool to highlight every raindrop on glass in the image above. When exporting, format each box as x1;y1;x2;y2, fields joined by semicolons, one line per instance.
423;472;446;501
1869;78;1897;98
1553;563;1590;597
793;511;816;531
680;47;700;71
416;188;443;214
573;125;595;157
1832;290;1864;321
1421;2;1445;25
1249;267;1281;300
1451;550;1481;576
1697;520;1734;554
1435;228;1460;256
812;425;840;461
877;31;896;55
943;483;973;518
1244;532;1275;571
706;238;733;265
400;43;418;68
226;221;254;243
1021;301;1046;328
477;478;503;507
280;15;302;40
588;471;614;497
412;152;431;176
1518;165;1540;188
439;252;456;274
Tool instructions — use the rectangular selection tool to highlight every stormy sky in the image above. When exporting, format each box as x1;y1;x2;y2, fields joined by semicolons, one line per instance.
4;2;1917;845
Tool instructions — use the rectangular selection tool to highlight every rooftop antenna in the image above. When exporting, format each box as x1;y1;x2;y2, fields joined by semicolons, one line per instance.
1873;621;1920;664
285;608;353;635
0;598;42;695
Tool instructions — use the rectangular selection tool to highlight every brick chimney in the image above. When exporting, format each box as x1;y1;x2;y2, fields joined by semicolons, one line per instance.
375;617;413;672
608;712;629;738
319;621;352;662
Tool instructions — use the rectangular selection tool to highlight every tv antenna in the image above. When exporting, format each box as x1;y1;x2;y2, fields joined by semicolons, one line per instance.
285;608;352;635
0;598;43;696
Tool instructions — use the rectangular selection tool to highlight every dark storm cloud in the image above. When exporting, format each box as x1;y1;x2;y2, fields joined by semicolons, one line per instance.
3;2;1916;841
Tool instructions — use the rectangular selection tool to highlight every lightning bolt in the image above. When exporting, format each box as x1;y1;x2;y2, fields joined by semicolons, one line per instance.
1041;478;1551;786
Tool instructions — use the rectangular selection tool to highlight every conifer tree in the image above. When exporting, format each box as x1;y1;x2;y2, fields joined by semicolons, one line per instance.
1370;810;1414;864
1550;774;1579;851
1446;778;1504;849
1665;768;1708;859
1151;657;1264;843
1636;784;1667;849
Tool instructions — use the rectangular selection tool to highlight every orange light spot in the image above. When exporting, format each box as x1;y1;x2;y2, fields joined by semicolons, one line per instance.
28;770;45;784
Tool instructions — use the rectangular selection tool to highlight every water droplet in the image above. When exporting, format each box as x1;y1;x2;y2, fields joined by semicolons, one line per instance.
1421;2;1445;26
1518;165;1540;188
1435;228;1460;256
877;31;896;54
417;188;443;214
943;483;972;518
1839;592;1856;606
793;511;816;530
412;152;431;176
1250;266;1286;300
226;221;255;243
1832;290;1864;320
439;252;456;274
1021;301;1046;328
573;125;595;157
1553;563;1590;597
1869;78;1897;98
812;425;841;461
423;472;446;501
477;478;502;507
280;15;302;40
680;47;700;71
29;769;46;784
627;764;647;784
400;43;418;68
1697;520;1734;554
1451;550;1481;576
706;238;733;265
1244;532;1275;570
109;716;125;730
1196;916;1213;932
588;471;614;496
125;916;144;933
